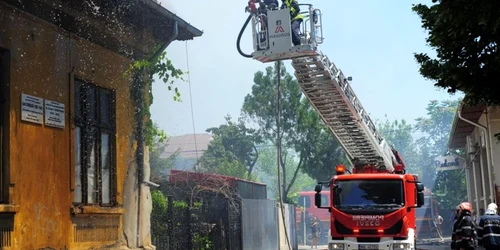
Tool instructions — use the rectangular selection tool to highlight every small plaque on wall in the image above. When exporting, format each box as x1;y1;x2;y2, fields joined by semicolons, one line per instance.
44;100;65;129
21;93;43;124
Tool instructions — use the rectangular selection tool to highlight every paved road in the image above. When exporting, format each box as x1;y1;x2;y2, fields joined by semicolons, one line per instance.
298;245;448;250
298;238;451;250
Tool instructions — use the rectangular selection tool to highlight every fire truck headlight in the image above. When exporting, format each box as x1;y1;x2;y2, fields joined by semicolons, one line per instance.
328;243;344;250
391;243;410;250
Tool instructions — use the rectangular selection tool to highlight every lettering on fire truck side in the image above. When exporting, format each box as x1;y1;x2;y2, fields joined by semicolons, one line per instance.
352;215;385;227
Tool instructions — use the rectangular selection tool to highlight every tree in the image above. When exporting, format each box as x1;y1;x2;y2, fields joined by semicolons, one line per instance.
150;138;178;182
242;61;347;202
198;135;255;180
255;147;316;202
414;99;466;209
376;118;421;176
200;115;262;178
412;1;500;105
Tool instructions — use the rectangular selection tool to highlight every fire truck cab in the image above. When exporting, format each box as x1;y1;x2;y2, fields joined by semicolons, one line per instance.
314;165;425;250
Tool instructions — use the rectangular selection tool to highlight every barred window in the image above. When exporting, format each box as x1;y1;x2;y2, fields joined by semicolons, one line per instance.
73;79;116;206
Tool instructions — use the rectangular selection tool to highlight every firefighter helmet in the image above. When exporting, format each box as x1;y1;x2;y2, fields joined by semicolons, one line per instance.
458;202;473;212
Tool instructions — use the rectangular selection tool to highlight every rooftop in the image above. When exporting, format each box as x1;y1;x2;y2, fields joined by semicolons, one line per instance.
448;102;486;149
162;133;213;159
2;0;203;59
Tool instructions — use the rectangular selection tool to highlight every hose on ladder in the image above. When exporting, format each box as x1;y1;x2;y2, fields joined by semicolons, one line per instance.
237;13;253;58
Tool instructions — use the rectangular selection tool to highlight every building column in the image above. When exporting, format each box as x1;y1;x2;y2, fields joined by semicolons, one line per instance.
472;160;480;211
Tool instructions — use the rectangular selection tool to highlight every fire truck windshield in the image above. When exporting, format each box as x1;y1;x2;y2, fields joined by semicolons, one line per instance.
333;179;404;210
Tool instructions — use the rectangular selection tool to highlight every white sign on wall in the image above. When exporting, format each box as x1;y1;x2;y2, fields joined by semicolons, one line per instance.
434;155;463;171
44;100;65;129
21;93;44;124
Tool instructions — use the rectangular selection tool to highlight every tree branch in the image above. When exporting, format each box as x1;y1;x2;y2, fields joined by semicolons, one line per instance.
285;152;303;196
247;144;259;177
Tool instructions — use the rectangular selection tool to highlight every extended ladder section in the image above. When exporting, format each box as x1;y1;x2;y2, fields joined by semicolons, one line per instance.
291;52;396;171
243;3;397;171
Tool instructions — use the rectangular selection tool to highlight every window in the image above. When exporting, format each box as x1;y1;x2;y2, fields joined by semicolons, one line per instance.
333;179;404;209
321;194;329;207
0;49;9;203
297;195;311;208
73;79;116;206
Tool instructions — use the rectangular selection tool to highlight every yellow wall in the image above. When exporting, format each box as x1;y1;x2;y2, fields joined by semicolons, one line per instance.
0;3;138;249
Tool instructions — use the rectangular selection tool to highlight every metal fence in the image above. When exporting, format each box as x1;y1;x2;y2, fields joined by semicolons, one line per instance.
282;203;298;250
242;199;279;250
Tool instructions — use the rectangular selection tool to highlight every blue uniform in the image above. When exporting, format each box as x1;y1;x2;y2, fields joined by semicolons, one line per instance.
451;211;477;250
478;213;500;250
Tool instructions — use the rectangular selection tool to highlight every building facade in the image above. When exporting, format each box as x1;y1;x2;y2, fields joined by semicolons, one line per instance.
448;103;500;212
0;0;202;249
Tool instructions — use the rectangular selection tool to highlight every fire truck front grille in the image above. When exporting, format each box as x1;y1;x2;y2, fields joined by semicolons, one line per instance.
334;219;403;235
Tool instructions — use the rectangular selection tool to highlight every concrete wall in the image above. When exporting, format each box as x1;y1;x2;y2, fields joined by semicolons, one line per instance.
0;3;153;249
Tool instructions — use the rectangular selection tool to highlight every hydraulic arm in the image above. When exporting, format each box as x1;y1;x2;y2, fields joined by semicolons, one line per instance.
237;0;401;172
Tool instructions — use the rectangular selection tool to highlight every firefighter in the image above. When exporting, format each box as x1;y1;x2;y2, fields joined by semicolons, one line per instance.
452;202;477;250
451;206;461;250
281;0;303;46
263;0;279;10
477;203;500;250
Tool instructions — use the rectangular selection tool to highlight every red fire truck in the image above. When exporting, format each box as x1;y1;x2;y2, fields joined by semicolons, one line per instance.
238;1;426;249
296;191;331;244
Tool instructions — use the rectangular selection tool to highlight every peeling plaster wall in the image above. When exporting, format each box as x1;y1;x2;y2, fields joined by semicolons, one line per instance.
0;2;154;249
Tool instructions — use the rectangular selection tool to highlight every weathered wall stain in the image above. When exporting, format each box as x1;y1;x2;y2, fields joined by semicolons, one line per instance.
33;202;58;236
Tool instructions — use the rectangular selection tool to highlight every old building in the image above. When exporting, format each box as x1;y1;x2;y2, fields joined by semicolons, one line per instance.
0;0;202;249
448;101;500;212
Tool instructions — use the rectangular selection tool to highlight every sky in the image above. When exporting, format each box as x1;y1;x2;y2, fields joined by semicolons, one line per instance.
150;0;463;137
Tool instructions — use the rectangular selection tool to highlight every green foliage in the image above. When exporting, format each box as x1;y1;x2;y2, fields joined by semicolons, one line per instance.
414;99;461;156
125;48;186;148
151;190;168;236
198;133;258;181
414;99;465;209
241;62;347;201
193;233;213;250
198;115;262;180
376;118;421;176
173;200;189;209
255;147;316;202
412;1;500;105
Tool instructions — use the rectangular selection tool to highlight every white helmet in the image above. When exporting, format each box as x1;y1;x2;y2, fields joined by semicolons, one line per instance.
487;203;498;212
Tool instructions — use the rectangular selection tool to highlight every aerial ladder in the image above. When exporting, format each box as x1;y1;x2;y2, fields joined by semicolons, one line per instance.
237;0;401;172
237;2;426;249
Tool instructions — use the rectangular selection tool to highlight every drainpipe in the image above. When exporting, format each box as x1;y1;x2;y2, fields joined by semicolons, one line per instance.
458;104;495;206
136;20;179;247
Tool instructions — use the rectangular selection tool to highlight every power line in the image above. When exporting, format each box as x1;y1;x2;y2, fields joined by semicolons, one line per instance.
185;41;200;170
276;61;291;250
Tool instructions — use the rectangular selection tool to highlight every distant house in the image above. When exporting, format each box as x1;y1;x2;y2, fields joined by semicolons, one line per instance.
162;133;213;170
0;0;201;249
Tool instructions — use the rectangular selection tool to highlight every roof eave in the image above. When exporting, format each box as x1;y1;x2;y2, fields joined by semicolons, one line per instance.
142;0;203;39
448;107;462;149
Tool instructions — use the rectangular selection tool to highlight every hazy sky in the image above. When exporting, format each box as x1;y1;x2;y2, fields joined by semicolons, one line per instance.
150;0;463;137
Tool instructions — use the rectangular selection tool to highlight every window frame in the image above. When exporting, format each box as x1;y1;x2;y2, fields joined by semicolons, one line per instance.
73;78;117;207
0;49;10;204
333;179;405;208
